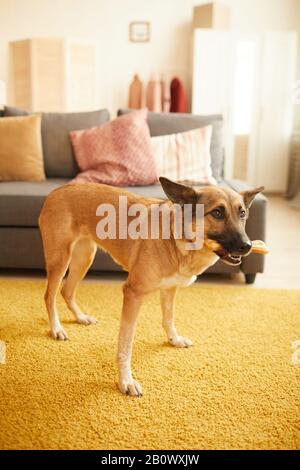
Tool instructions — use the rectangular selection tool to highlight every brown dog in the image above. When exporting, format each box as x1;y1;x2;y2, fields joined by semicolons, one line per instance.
39;177;263;396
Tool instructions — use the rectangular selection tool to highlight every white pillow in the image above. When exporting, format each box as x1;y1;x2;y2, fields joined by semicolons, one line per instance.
151;125;217;185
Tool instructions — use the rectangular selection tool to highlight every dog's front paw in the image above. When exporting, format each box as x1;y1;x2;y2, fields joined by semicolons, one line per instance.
76;314;98;325
169;335;193;348
51;326;68;341
118;378;143;397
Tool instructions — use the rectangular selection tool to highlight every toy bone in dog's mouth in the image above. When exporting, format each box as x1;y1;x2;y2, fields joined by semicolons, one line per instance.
204;239;269;266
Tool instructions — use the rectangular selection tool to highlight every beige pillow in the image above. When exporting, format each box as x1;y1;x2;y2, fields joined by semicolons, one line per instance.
0;114;45;181
151;126;217;185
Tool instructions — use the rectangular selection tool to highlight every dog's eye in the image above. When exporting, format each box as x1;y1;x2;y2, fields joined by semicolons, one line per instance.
240;209;247;219
211;209;225;220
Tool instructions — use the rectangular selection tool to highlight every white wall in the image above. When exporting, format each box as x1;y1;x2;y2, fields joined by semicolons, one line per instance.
0;0;299;124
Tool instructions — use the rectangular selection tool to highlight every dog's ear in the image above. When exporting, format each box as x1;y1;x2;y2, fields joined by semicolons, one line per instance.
240;186;264;209
159;177;197;205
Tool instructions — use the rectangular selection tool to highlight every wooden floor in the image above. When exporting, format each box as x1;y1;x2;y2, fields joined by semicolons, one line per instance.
0;196;299;289
252;195;300;289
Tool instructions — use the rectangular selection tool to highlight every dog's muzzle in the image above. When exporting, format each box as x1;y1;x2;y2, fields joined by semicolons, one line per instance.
216;250;243;266
216;241;252;266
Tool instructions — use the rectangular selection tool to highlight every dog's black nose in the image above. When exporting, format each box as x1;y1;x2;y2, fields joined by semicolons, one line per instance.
238;241;252;255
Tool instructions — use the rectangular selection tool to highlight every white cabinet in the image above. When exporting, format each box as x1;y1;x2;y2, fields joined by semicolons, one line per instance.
255;32;298;191
192;30;235;179
192;29;298;191
193;30;232;116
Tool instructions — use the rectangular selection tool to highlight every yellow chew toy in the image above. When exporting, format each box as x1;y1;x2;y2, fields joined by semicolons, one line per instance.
250;240;269;255
204;239;269;255
204;239;222;251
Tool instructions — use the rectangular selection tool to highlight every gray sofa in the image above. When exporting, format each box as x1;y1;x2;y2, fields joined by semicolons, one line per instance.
0;107;267;283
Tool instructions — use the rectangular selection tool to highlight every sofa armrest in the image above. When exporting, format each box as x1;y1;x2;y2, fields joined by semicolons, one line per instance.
224;179;268;274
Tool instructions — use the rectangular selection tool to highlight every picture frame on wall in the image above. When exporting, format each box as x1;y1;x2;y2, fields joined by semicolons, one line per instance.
129;21;150;42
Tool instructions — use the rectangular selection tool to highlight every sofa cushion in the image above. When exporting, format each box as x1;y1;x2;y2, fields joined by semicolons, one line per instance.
0;178;261;228
4;106;110;178
0;179;169;227
0;179;225;228
0;179;69;227
151;125;216;185
71;109;158;186
118;109;224;181
0;115;45;182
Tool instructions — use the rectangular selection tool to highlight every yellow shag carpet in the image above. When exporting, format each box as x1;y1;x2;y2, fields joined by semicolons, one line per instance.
0;279;299;450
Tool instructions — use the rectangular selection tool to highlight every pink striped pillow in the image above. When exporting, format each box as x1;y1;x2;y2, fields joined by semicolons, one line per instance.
151;126;216;185
70;109;158;186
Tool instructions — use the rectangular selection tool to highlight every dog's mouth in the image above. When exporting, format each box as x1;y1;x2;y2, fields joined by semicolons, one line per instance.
215;249;242;266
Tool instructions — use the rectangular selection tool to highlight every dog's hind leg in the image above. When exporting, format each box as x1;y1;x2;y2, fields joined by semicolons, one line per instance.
160;287;193;348
61;237;98;325
44;241;73;340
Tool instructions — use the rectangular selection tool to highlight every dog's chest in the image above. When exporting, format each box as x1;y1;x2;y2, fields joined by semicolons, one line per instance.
160;273;197;288
160;249;219;289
